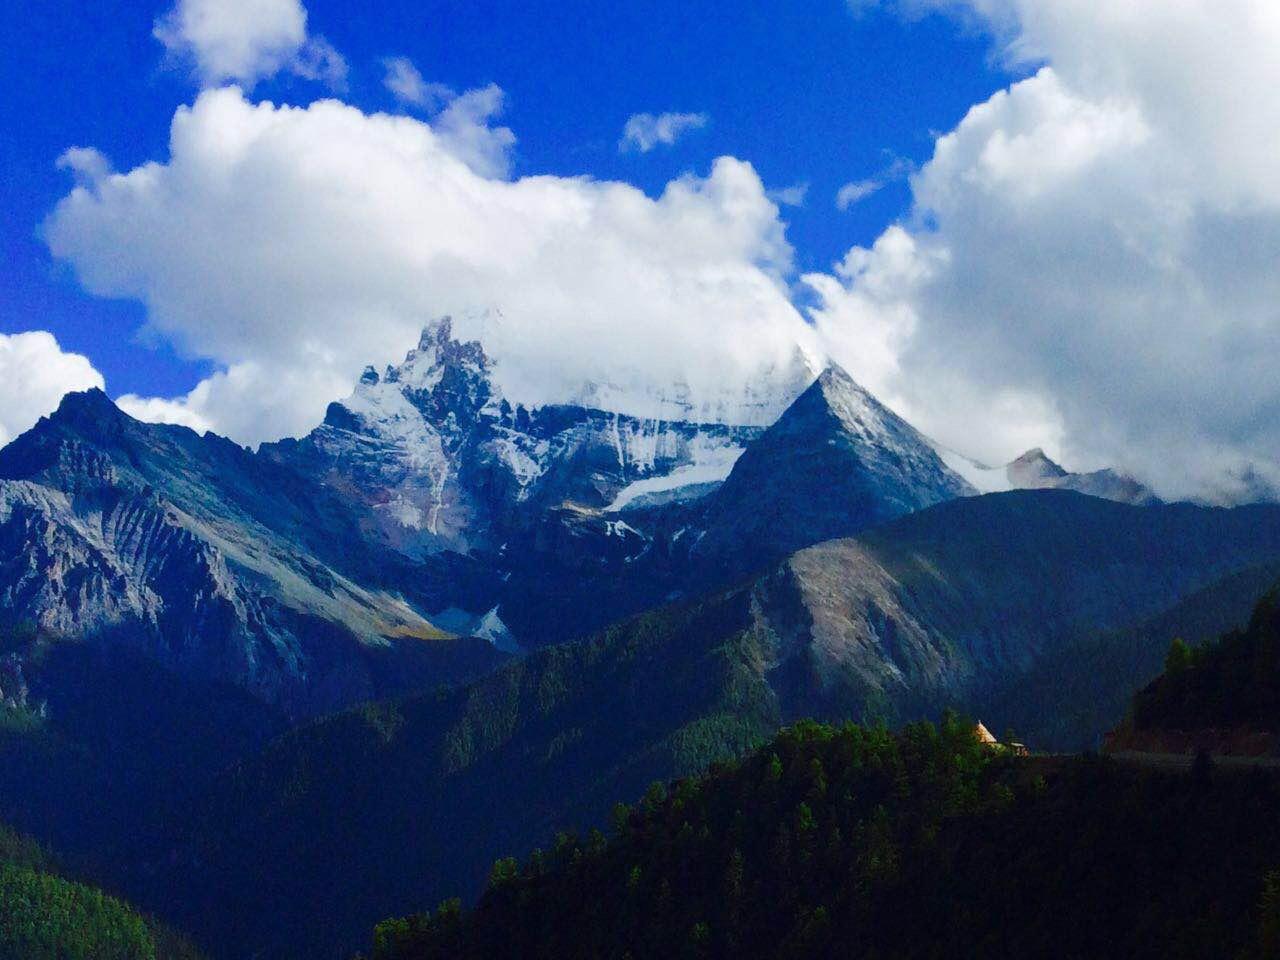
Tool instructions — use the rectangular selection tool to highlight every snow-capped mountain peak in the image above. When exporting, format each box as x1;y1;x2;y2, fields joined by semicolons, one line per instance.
282;318;767;560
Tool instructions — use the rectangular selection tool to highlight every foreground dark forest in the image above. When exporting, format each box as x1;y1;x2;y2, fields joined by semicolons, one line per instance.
368;719;1280;960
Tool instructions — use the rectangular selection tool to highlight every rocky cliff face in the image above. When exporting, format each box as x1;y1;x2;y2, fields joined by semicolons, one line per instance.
766;491;1280;726
0;322;784;710
0;390;503;716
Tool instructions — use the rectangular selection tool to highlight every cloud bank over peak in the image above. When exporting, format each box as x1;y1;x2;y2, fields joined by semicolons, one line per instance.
155;0;346;88
813;0;1280;501
44;86;818;444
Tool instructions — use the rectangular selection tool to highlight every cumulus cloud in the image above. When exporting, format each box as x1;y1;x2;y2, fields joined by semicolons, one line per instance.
154;0;346;88
619;111;709;153
44;87;817;445
0;332;105;447
812;0;1280;500
47;0;1280;502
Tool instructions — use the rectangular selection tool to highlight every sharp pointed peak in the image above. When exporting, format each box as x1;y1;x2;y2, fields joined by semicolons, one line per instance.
808;362;874;400
794;363;886;414
770;361;906;439
816;361;856;384
417;315;455;351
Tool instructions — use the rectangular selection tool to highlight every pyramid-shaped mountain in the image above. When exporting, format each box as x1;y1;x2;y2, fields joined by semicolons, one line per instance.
688;364;975;572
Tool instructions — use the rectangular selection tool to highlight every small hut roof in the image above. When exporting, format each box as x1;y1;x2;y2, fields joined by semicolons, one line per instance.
974;722;998;745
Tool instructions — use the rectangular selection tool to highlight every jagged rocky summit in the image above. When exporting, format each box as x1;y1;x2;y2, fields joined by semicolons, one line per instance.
263;317;766;559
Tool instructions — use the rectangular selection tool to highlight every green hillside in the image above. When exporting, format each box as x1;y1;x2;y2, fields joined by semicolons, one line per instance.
365;584;1280;960
989;560;1280;749
134;586;782;960
0;824;203;960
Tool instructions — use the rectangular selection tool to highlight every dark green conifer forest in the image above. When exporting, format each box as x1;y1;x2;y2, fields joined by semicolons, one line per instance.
364;712;1280;960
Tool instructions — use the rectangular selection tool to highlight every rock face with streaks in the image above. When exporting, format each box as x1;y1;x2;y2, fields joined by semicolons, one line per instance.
0;389;504;717
0;320;792;710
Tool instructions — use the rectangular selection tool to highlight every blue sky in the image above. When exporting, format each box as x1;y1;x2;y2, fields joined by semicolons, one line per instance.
0;0;1011;399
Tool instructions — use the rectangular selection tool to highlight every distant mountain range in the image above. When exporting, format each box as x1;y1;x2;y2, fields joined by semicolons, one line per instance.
0;318;1262;959
938;444;1159;505
0;318;1158;717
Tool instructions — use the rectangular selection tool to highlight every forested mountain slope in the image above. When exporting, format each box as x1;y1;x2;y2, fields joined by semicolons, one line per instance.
127;489;1280;958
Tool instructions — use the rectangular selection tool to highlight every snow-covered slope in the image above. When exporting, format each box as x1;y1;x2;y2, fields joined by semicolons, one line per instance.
266;317;765;558
498;363;987;645
0;317;1169;712
565;341;824;428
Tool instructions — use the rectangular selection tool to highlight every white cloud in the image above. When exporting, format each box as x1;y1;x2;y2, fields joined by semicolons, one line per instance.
426;84;517;179
116;394;215;434
52;0;1280;503
0;332;105;447
44;87;818;445
769;182;809;207
154;0;346;88
382;56;453;111
812;0;1280;500
835;179;882;210
56;148;112;188
288;35;347;89
619;111;709;153
379;58;515;178
835;157;913;210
